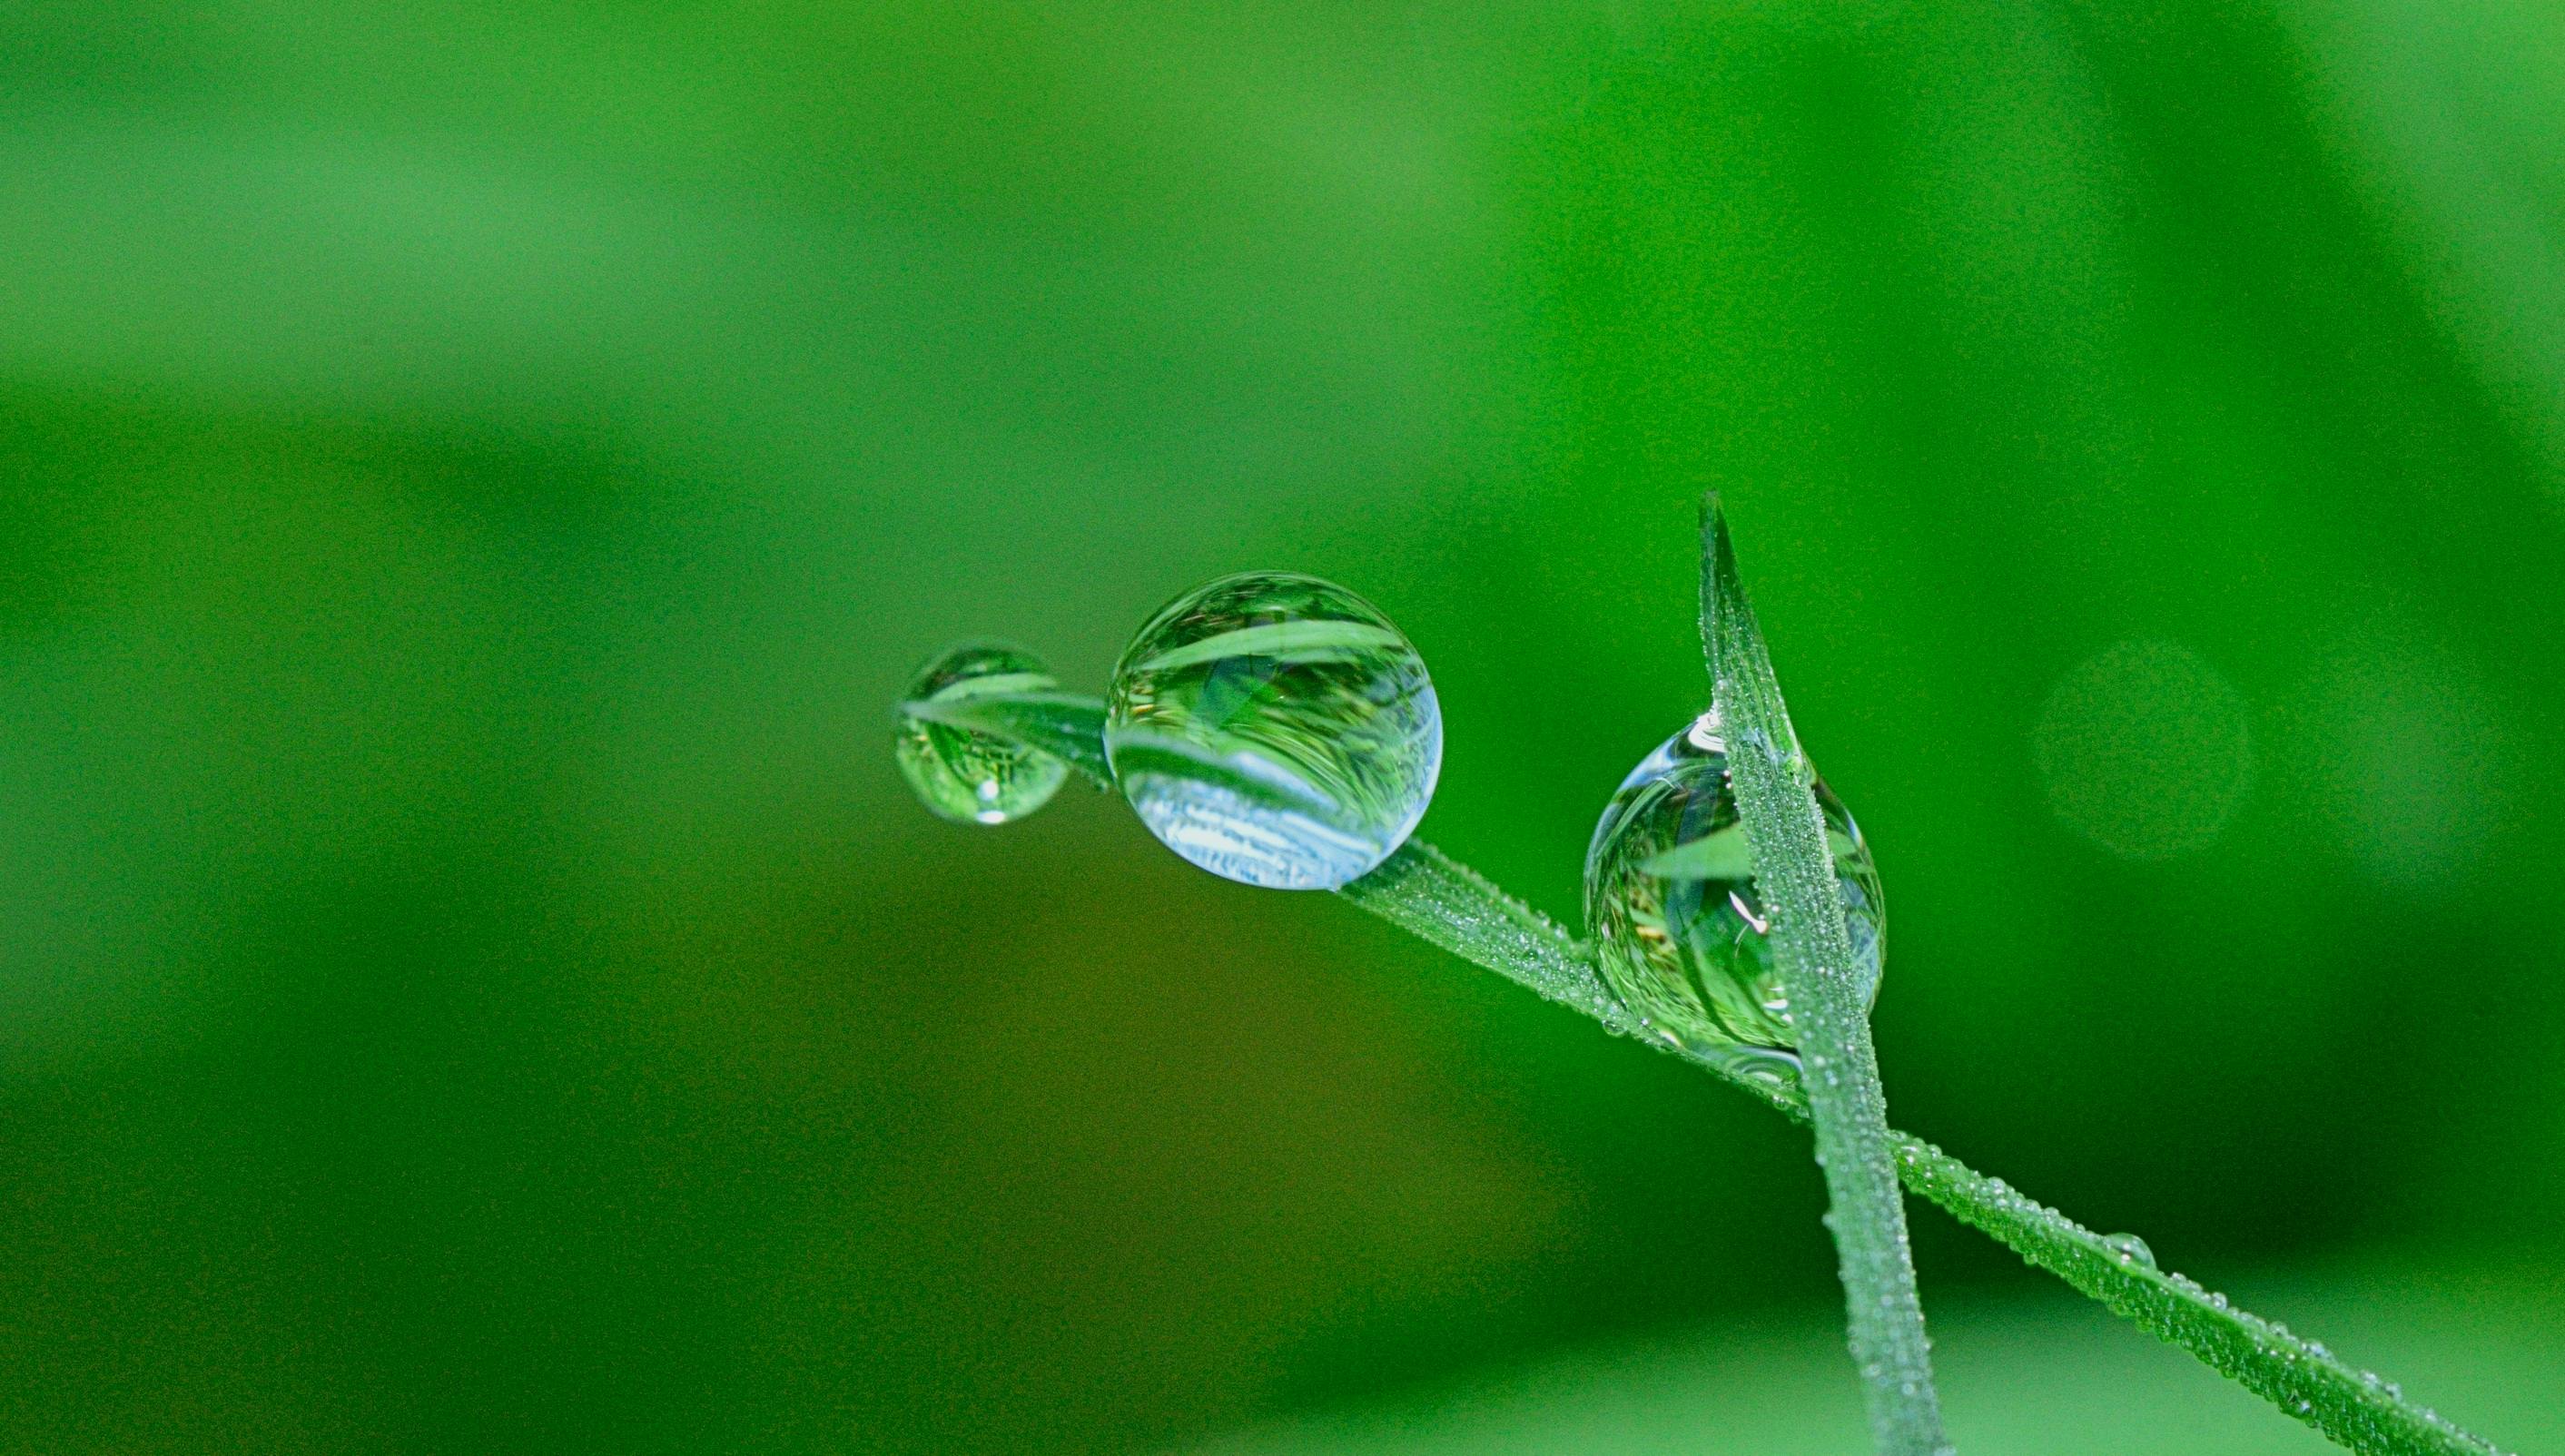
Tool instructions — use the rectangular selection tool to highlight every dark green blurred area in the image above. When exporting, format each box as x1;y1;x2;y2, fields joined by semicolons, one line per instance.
3;2;2562;1451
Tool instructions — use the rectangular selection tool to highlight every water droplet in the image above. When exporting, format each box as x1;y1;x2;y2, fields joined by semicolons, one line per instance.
1583;710;1884;1068
1105;572;1441;890
893;642;1070;825
2103;1233;2156;1269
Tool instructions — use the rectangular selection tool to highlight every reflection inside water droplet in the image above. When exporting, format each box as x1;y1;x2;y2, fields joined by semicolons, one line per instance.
2102;1233;2156;1269
1583;710;1884;1078
893;642;1070;825
1105;571;1440;890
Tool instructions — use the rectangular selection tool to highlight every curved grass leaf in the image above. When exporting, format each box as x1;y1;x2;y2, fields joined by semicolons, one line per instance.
925;694;2515;1456
1338;839;2513;1456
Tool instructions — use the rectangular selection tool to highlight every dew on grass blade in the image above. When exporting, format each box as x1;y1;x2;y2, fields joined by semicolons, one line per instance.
1583;709;1884;1084
1106;571;1441;890
893;642;1070;824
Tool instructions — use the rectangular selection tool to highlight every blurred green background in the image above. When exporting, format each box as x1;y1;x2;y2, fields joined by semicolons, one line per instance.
4;1;2562;1451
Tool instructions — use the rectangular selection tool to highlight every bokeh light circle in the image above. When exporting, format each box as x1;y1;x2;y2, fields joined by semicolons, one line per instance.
2033;640;2254;861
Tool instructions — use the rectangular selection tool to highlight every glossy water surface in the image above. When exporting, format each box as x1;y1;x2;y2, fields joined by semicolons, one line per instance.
894;642;1070;825
1584;711;1884;1083
1106;572;1440;890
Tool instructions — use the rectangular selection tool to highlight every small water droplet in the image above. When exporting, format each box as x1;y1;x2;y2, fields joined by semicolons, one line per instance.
1582;711;1885;1075
1105;572;1441;890
893;642;1069;825
2102;1233;2156;1269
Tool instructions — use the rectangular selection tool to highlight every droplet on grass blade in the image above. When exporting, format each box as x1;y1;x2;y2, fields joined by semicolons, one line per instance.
1106;571;1440;890
893;642;1070;824
1583;709;1884;1084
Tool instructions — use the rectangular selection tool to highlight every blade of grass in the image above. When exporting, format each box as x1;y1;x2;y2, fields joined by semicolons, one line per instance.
1337;837;2511;1456
1699;499;1949;1456
925;696;2515;1456
1888;1133;2509;1455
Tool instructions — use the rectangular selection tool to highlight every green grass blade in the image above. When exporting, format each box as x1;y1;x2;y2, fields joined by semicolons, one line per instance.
1327;839;2516;1456
1337;842;1630;1034
922;677;2517;1456
1698;499;1951;1456
1890;1135;2511;1456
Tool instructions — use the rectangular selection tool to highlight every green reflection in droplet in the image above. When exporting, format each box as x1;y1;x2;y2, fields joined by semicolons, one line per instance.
894;642;1070;825
1584;710;1885;1087
1106;571;1440;890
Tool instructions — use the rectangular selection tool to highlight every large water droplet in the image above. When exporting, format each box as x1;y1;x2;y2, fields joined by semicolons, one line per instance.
2103;1233;2156;1269
1583;710;1884;1070
894;642;1070;825
1106;571;1441;890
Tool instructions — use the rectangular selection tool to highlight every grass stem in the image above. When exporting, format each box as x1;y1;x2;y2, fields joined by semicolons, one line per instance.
1697;500;1949;1455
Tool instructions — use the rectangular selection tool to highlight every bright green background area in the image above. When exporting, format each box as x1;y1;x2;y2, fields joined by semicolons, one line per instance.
2;3;2560;1453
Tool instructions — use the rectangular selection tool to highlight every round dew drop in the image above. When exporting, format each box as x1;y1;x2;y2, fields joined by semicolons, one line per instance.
1106;571;1441;890
893;642;1070;825
1583;710;1885;1083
